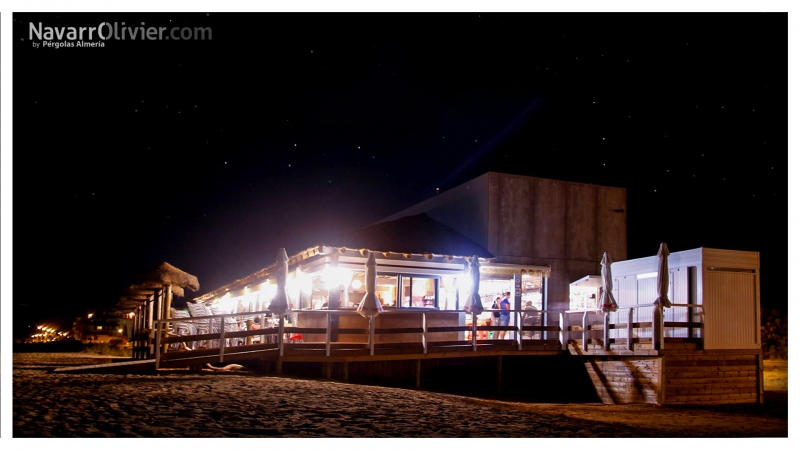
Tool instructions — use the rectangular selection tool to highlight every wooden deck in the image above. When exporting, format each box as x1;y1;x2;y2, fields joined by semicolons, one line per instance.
156;339;565;369
108;305;715;402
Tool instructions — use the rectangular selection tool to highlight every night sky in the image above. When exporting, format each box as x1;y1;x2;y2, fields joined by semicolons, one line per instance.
10;12;787;338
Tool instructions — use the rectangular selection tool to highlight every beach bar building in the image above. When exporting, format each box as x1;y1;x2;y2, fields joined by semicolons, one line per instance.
113;172;763;406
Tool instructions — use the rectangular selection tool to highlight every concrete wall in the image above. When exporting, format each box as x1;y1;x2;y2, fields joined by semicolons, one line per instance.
487;173;627;311
379;172;627;312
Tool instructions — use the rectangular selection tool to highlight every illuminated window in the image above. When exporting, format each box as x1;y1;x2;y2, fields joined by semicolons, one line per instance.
400;276;438;308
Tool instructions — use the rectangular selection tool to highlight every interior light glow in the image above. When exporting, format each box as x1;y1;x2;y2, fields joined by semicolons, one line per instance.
457;273;472;299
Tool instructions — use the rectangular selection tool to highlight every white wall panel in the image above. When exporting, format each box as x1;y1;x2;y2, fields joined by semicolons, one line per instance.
704;271;758;349
635;277;657;338
664;269;689;337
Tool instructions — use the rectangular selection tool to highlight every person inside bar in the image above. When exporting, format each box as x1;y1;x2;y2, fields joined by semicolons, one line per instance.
523;300;538;339
490;297;501;339
498;291;511;339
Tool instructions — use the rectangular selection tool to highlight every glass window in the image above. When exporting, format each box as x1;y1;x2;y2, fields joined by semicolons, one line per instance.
521;272;544;310
346;271;366;307
401;276;437;308
376;275;398;307
439;276;459;310
310;273;330;309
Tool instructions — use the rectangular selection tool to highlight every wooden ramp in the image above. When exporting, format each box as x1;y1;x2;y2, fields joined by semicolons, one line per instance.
52;359;156;374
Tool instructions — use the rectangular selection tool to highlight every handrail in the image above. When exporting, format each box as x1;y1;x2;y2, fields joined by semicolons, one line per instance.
152;304;705;368
562;304;705;351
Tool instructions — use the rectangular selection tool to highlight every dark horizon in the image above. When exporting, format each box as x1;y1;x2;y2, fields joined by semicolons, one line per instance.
11;12;788;338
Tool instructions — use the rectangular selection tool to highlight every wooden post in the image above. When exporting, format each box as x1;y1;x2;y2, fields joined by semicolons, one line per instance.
699;305;706;350
496;355;503;395
153;290;162;352
135;305;141;359
137;304;144;359
603;312;610;351
325;362;332;379
472;312;477;351
278;314;285;357
422;311;428;354
582;310;589;351
276;360;283;375
343;361;349;382
132;307;139;359
219;315;226;363
147;294;155;358
369;316;375;356
627;308;634;351
653;306;663;351
325;312;331;357
154;323;162;369
162;285;173;354
657;356;666;405
415;359;421;389
757;353;764;404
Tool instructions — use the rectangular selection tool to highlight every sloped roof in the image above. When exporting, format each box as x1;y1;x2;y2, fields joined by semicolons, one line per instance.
324;213;494;258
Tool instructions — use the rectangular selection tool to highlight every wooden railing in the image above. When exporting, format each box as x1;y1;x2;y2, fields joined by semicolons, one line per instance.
564;304;705;352
151;305;704;368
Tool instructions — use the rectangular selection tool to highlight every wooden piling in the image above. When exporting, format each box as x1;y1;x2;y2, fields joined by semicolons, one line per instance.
415;359;421;389
497;355;503;395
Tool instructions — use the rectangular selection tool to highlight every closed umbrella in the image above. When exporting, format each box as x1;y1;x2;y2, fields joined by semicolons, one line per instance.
463;256;483;350
600;252;618;313
463;256;483;314
357;252;382;355
652;243;671;351
654;243;672;309
269;248;290;355
268;248;290;315
357;253;383;318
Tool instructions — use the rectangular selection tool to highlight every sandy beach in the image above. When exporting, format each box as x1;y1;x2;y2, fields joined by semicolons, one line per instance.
12;353;788;438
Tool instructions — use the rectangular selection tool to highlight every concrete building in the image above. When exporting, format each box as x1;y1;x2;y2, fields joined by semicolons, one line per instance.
379;172;627;311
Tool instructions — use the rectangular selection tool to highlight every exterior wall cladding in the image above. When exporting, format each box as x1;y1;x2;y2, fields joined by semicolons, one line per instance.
380;172;627;311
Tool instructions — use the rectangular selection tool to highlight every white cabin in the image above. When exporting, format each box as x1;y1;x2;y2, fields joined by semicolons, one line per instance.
610;247;760;350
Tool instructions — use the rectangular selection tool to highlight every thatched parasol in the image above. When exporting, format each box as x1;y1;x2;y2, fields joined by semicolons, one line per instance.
134;262;199;296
